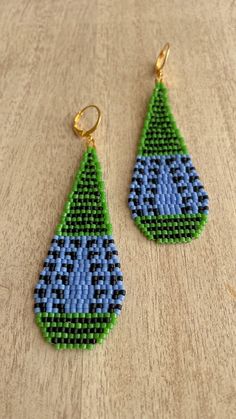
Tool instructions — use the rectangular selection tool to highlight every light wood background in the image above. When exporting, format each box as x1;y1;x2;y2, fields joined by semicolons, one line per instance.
0;1;235;418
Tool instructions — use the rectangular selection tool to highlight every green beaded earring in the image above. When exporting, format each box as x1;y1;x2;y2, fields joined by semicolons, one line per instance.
34;105;126;349
129;43;209;244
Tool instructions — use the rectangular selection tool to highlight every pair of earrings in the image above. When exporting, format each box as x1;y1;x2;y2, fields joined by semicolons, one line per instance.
34;44;209;350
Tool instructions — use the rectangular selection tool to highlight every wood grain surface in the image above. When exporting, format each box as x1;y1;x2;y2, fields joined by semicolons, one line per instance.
0;1;235;418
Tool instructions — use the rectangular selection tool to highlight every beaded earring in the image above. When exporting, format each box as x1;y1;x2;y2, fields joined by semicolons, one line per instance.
34;105;125;349
129;44;209;244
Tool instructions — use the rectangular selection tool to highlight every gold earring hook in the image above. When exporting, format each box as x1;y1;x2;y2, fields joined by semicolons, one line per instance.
73;104;101;147
155;42;170;83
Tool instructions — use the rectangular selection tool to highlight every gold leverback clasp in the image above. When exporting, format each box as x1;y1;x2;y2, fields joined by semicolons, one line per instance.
73;105;101;147
155;43;170;83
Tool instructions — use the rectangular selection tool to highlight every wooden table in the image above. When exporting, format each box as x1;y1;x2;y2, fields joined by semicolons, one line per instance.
0;1;235;418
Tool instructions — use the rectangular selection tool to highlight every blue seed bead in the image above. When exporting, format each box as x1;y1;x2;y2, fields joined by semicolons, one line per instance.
129;154;209;217
34;235;125;317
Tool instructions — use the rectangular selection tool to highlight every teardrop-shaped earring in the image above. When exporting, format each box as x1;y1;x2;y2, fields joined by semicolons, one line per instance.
34;105;125;349
129;44;209;244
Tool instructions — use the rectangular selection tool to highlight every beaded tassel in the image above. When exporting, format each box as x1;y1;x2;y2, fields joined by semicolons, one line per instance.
129;82;209;243
34;147;125;349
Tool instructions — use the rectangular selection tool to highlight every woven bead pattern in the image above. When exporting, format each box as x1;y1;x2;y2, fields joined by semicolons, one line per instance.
138;82;188;156
35;312;117;350
34;235;125;315
129;81;209;243
134;214;207;243
56;147;112;237
34;147;125;349
129;155;209;217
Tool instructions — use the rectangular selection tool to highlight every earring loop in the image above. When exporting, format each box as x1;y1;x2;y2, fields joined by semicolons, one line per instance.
73;105;101;146
155;43;170;82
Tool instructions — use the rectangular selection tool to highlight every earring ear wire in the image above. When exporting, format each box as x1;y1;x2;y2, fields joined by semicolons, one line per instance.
155;42;170;82
73;104;102;148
